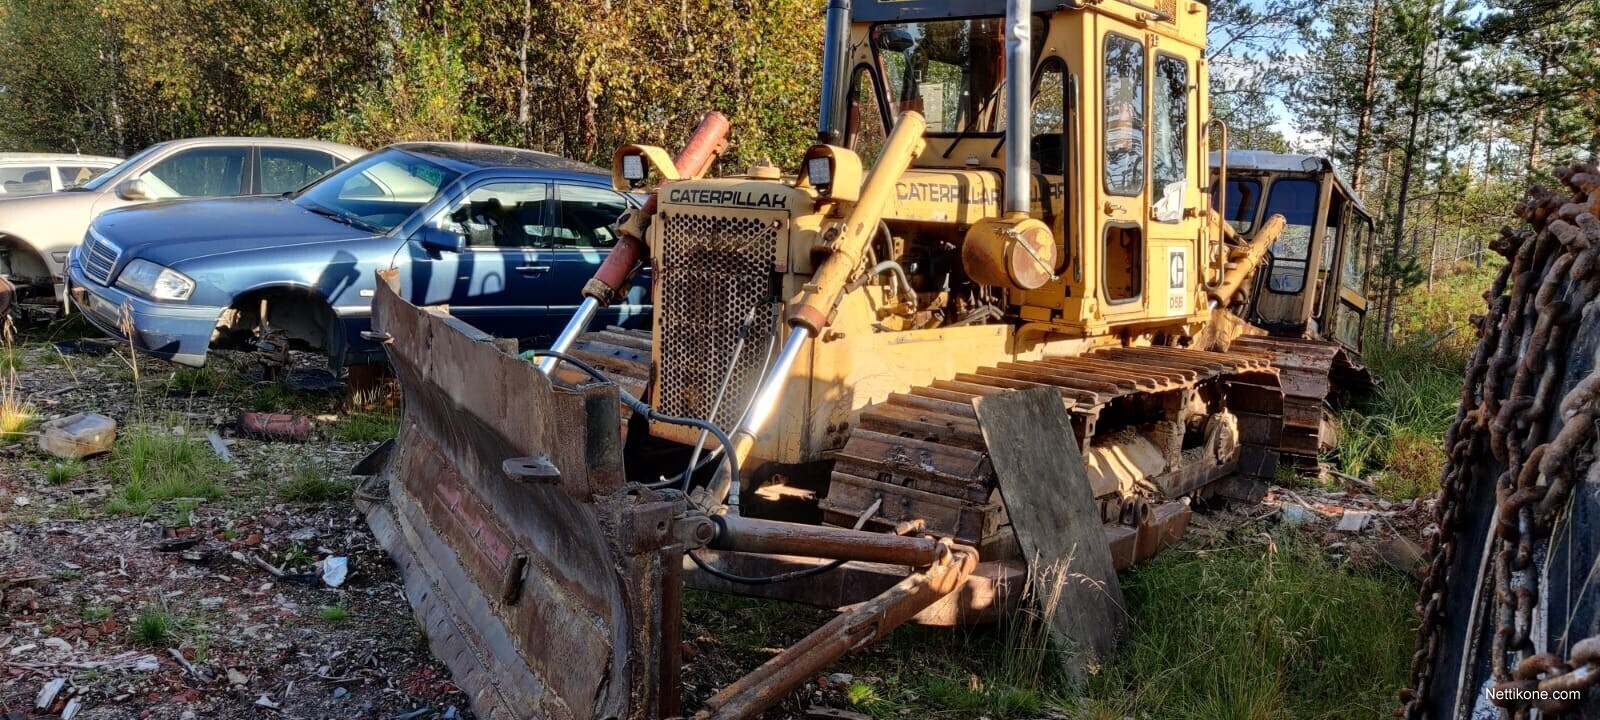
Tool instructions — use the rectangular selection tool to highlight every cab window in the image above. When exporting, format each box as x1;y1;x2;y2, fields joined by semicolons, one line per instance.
1104;34;1145;196
1213;178;1262;233
441;182;550;249
1031;57;1066;176
872;16;1045;133
141;147;248;198
846;65;888;167
1152;54;1188;222
553;184;629;249
1342;217;1370;292
1262;178;1318;293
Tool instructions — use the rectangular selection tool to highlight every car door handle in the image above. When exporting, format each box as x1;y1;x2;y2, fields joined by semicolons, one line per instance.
514;265;552;275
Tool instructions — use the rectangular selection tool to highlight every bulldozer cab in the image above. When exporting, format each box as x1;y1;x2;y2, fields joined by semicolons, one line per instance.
1210;151;1373;351
834;0;1214;336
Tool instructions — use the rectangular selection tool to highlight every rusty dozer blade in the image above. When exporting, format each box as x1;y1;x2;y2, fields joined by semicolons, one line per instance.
358;270;976;720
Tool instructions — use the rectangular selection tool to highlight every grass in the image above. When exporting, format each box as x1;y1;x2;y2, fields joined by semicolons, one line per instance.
319;605;350;622
132;605;177;646
45;458;85;485
168;366;233;396
683;531;1413;719
278;458;350;503
1082;533;1414;719
1330;265;1499;498
106;422;227;516
0;379;37;442
334;411;399;442
82;605;111;621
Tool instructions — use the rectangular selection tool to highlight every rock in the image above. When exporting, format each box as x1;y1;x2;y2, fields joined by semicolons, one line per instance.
43;637;72;653
826;672;854;685
1337;510;1373;532
227;668;249;686
287;527;318;542
181;712;197;720
331;687;349;700
35;677;66;710
1280;504;1314;527
254;695;280;710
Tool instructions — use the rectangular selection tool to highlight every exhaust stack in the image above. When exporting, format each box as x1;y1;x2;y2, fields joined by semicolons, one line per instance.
1004;0;1032;214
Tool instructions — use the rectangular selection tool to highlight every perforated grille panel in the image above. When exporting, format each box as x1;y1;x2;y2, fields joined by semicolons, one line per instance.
655;212;780;431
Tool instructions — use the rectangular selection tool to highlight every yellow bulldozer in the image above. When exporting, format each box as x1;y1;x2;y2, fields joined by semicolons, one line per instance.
354;0;1375;717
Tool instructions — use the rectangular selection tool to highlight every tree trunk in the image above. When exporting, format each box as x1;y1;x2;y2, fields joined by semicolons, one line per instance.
1381;2;1434;349
1352;0;1382;194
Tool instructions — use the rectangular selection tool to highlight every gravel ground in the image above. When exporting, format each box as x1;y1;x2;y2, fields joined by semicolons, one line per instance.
1;323;470;720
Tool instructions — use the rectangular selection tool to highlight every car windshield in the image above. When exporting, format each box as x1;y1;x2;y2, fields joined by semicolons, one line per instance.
292;148;460;234
78;144;165;191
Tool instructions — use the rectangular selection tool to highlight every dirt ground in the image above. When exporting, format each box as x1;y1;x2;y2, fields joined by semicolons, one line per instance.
1;328;471;720
0;319;1434;720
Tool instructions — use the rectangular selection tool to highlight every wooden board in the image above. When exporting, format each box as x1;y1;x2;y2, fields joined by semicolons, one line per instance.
972;387;1126;681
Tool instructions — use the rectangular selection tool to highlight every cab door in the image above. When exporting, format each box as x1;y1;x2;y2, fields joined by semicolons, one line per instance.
1330;215;1372;351
1096;27;1150;318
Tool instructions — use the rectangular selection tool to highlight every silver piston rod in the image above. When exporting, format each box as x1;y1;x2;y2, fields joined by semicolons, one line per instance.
537;296;600;374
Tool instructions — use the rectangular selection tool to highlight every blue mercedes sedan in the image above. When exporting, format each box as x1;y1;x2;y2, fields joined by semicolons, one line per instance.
67;143;649;367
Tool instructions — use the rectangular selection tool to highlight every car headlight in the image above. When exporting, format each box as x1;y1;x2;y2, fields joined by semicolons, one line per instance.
115;259;195;301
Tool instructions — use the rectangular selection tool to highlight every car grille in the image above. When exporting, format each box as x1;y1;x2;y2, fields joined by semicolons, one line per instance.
81;230;120;286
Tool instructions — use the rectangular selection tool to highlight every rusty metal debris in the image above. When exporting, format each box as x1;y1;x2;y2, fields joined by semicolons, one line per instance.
1404;162;1600;718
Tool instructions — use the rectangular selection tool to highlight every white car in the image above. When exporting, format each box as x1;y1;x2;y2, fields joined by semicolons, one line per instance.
0;153;121;197
0;137;364;310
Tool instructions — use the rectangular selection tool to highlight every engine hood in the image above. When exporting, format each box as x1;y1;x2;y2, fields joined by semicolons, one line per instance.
94;195;377;267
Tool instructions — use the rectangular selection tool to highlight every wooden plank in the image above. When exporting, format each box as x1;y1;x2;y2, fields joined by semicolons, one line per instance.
971;387;1126;681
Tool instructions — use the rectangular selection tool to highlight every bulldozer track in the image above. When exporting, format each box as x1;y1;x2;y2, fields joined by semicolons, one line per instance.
817;345;1280;563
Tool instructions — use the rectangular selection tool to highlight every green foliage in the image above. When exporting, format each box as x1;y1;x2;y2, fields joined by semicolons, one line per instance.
107;424;226;516
333;411;399;443
1334;265;1495;496
319;605;350;622
278;459;350;503
46;458;86;485
1084;534;1414;719
132;605;176;646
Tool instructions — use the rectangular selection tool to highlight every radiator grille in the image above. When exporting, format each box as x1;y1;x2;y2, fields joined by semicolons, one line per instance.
655;212;780;431
81;231;120;286
1158;0;1178;19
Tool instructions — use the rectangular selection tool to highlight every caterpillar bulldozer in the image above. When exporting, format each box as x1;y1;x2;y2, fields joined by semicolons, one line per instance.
355;0;1376;718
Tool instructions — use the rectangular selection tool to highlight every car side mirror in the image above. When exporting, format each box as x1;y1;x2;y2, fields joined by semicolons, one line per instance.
115;178;150;201
417;224;465;254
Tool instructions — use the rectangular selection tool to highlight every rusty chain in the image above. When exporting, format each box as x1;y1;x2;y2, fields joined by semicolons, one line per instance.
1402;162;1600;719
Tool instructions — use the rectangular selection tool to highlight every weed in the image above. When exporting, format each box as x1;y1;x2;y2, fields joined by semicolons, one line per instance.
52;568;82;582
1083;533;1414;719
0;345;25;371
0;378;37;441
82;606;111;621
282;544;313;569
132;605;176;646
46;458;85;485
168;366;231;396
107;423;226;516
278;458;350;503
165;498;201;527
333;411;399;443
319;605;350;622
